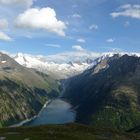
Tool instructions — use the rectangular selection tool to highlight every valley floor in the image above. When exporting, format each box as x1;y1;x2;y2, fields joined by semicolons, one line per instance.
0;124;140;140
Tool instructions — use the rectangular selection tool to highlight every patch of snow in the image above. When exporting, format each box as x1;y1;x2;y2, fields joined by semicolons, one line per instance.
1;60;6;64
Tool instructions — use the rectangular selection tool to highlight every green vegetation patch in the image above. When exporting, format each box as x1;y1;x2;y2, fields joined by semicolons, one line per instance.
0;124;140;140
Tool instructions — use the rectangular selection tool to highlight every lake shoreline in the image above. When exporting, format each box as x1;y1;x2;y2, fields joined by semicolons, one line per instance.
25;99;76;126
9;99;52;127
9;98;76;127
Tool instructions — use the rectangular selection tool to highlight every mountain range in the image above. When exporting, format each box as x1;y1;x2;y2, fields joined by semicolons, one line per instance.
13;52;140;79
14;53;94;79
1;51;140;132
63;54;140;130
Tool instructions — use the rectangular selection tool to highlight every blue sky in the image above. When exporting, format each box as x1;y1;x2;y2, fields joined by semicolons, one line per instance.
0;0;140;55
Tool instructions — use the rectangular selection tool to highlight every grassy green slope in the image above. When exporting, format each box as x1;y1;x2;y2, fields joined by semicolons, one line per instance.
0;124;140;140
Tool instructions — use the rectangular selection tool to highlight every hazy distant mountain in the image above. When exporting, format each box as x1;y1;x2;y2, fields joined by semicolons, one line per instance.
13;52;140;79
63;54;140;130
0;52;59;127
14;53;95;79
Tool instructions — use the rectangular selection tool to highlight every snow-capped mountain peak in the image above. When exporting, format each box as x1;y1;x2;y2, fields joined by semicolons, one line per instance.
14;52;140;79
14;53;93;79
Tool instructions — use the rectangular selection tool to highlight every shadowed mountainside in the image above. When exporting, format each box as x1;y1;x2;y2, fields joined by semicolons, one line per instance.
63;54;140;130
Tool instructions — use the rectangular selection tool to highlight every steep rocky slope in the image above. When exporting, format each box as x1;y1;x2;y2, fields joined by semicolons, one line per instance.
63;54;140;130
0;53;60;127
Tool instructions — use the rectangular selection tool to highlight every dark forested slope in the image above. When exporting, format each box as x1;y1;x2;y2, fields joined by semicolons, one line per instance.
64;54;140;130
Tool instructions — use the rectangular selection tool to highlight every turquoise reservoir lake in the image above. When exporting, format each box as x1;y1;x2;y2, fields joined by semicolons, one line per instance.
26;99;76;126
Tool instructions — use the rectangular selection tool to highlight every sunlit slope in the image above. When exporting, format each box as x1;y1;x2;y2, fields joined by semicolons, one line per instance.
0;52;60;127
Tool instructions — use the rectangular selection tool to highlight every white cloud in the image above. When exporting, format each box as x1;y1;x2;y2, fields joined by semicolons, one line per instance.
72;5;78;8
72;14;81;18
72;45;85;51
124;21;130;27
0;32;12;41
111;4;140;19
45;44;61;48
0;19;8;29
77;38;86;43
106;38;115;43
89;24;98;30
45;51;102;63
25;34;32;39
120;4;131;9
111;48;123;52
16;7;67;36
0;0;33;7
